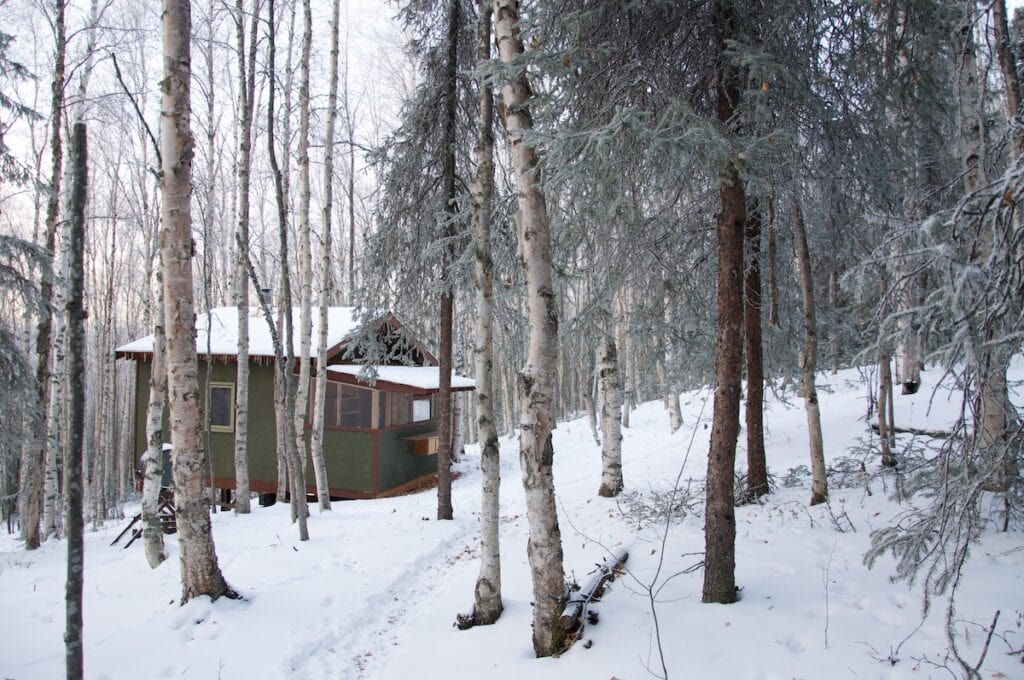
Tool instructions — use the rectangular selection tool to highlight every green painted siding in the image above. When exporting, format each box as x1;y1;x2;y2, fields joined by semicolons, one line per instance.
377;421;439;491
309;429;375;493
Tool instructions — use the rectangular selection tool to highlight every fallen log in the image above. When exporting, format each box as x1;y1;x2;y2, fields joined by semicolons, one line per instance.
559;547;629;637
870;422;957;439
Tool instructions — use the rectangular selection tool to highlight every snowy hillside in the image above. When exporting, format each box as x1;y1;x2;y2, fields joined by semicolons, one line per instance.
2;363;1022;680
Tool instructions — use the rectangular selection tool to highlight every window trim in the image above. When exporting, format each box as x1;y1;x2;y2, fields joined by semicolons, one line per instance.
209;381;235;433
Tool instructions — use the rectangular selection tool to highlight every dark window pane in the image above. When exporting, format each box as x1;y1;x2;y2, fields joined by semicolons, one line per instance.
338;384;372;428
210;385;234;429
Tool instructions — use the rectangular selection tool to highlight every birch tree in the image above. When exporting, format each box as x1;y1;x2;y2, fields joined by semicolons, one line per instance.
160;0;236;602
232;0;259;515
493;0;567;656
293;0;314;476
19;0;66;551
597;334;623;497
791;203;827;505
310;0;342;513
141;266;167;568
266;0;309;539
468;0;501;625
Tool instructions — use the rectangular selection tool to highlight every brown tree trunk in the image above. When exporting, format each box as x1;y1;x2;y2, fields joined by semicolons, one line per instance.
702;0;745;606
744;202;768;500
161;0;235;602
494;0;567;656
436;0;460;522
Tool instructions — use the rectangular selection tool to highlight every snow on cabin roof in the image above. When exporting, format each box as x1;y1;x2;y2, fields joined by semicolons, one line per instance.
114;306;367;359
327;365;476;392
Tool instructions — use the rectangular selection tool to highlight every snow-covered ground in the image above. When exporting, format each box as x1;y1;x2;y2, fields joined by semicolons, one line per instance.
2;363;1022;679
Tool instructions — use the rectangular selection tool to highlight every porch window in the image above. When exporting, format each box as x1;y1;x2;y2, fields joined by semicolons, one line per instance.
309;379;375;429
209;382;235;432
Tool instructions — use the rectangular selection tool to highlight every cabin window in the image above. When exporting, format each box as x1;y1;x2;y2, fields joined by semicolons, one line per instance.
412;396;432;422
337;384;373;428
209;382;235;432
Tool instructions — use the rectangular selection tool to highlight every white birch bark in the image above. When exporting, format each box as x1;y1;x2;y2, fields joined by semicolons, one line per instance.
597;336;623;497
142;229;168;568
469;0;501;623
19;0;67;551
878;350;897;468
293;0;314;468
161;0;235;600
615;312;630;428
232;0;258;515
955;6;1017;488
310;0;341;512
792;204;827;505
494;0;566;655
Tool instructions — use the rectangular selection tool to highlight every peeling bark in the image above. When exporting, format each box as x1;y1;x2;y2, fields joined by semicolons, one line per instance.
469;0;501;623
161;0;235;602
597;336;623;497
493;0;567;656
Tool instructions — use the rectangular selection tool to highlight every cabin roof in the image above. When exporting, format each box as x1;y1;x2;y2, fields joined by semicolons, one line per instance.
326;365;476;393
114;306;367;360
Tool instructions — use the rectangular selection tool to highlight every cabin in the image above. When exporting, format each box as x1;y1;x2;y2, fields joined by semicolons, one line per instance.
114;307;474;500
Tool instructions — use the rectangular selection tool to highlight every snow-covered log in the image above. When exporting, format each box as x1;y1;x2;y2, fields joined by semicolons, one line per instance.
558;548;628;635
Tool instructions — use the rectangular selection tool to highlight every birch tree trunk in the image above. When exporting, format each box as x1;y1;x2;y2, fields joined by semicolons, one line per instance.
878;349;896;467
293;0;314;469
494;0;566;655
597;335;623;497
20;0;66;550
232;0;259;515
41;244;66;539
662;277;683;433
468;0;501;623
615;314;630;429
310;0;341;513
64;121;87;680
744;202;768;500
955;5;1017;489
702;0;744;605
267;0;310;539
160;0;236;602
141;257;168;567
791;204;828;505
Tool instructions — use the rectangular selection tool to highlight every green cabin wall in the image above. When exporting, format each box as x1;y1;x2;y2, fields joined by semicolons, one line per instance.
130;359;438;497
377;422;439;490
